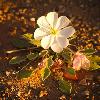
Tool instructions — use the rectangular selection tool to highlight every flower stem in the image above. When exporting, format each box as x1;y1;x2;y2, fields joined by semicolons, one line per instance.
15;60;32;74
66;47;75;54
6;47;39;54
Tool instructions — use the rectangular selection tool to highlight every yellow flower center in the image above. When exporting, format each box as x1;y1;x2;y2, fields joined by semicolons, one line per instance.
50;28;58;35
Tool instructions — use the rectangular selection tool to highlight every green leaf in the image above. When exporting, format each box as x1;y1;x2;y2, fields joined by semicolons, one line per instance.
47;56;53;68
11;38;30;48
59;79;72;94
67;67;75;75
90;56;100;64
61;51;71;62
29;39;40;47
90;62;100;70
18;70;33;79
83;48;95;54
41;56;53;81
41;67;51;81
27;53;39;60
22;33;33;39
9;56;26;64
22;33;41;47
39;50;48;57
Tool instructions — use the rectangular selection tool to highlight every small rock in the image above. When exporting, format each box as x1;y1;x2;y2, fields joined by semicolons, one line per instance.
84;90;89;96
6;71;10;76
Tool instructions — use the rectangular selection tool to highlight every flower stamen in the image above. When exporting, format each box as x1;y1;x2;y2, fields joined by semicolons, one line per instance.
50;28;58;35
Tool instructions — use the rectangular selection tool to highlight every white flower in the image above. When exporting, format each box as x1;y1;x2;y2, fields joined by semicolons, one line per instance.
34;12;75;53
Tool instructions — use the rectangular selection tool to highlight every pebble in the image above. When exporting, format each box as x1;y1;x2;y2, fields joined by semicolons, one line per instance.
6;71;10;76
30;17;35;22
97;76;100;82
79;79;87;86
84;90;89;96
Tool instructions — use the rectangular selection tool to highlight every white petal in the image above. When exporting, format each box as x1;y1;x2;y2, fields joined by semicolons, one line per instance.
55;16;70;30
37;16;50;29
34;28;49;40
51;38;63;53
46;12;58;28
56;36;69;48
41;35;52;49
58;26;75;38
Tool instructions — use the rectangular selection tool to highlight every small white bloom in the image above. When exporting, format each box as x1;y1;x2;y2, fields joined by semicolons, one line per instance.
34;12;75;53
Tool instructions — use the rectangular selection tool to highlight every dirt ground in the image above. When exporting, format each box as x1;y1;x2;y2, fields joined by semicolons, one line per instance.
0;0;100;100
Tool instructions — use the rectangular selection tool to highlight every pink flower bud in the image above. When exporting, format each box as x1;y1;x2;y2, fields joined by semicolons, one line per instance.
72;52;90;71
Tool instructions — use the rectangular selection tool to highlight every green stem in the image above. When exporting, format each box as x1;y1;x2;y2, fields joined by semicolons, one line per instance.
66;47;75;54
15;60;32;74
6;47;38;54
